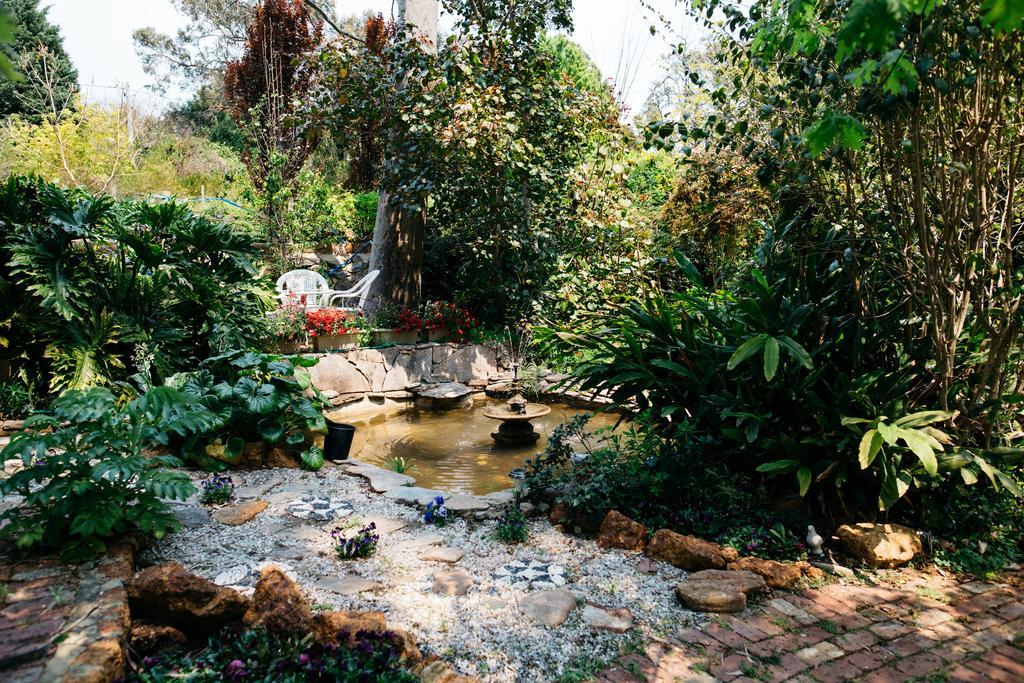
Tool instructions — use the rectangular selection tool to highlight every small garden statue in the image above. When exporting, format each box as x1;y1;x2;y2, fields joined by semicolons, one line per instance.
806;525;824;556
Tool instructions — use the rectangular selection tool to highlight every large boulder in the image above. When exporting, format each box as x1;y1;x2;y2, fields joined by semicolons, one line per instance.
309;355;371;395
596;510;648;551
646;529;738;570
675;569;766;613
313;610;420;662
127;562;248;634
836;523;922;568
243;567;313;635
212;500;268;525
432;345;499;384
727;557;803;590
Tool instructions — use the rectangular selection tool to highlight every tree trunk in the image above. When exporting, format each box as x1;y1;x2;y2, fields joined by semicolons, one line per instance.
366;0;438;314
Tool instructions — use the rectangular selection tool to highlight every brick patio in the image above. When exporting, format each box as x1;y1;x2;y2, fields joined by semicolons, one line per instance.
0;546;133;683
596;571;1024;682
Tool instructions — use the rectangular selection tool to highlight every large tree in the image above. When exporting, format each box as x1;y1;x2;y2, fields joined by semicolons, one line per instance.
0;0;77;120
224;0;322;253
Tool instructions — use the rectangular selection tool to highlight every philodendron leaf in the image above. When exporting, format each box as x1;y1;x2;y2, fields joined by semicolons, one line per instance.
900;430;938;475
300;446;325;471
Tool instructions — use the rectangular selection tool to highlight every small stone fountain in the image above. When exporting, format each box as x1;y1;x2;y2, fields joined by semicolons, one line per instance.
482;324;550;446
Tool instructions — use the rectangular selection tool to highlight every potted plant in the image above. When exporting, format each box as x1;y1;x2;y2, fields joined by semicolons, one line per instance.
266;303;308;354
371;304;423;346
424;301;480;343
306;309;363;351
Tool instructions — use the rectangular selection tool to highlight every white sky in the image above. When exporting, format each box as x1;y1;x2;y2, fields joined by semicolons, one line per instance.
45;0;705;116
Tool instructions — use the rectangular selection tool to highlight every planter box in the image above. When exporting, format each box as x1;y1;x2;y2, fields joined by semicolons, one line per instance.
371;329;420;346
315;333;359;351
270;339;305;354
428;328;449;342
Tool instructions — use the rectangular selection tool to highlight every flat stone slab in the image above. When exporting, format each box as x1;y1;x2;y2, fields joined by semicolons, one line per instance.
582;605;634;633
519;589;577;627
345;463;416;493
674;569;766;613
286;495;353;522
418;547;465;564
359;515;410;535
480;489;516;505
443;493;491;512
315;574;382;596
171;505;211;529
432;568;475;596
384;486;446;506
395;534;444;552
416;382;473;400
234;476;284;499
212;500;268;526
493;560;566;589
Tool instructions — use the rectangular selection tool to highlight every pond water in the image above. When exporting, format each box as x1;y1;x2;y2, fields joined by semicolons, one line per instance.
328;398;620;495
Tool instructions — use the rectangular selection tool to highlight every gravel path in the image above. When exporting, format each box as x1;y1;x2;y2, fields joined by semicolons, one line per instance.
143;464;701;682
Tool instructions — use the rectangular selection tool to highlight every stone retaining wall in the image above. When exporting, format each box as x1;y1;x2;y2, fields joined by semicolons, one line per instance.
309;343;508;405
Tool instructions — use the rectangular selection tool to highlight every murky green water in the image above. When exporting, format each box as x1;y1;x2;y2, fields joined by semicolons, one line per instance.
328;398;619;494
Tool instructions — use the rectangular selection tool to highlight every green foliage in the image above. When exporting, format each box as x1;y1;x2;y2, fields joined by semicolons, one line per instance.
0;378;34;419
0;0;78;120
0;387;213;560
129;625;418;682
166;350;328;471
385;456;415;474
0;176;270;400
0;8;19;81
494;504;528;543
540;247;1022;514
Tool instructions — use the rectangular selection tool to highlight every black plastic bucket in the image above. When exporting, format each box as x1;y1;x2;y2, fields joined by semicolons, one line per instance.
324;420;356;461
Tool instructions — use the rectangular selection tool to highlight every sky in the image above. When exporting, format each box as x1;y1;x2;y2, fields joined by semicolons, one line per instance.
44;0;706;117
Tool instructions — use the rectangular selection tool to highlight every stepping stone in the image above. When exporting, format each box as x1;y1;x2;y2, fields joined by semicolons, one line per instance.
384;486;446;506
360;515;410;535
518;589;577;627
675;569;766;613
286;496;353;522
172;505;211;529
214;565;250;587
635;558;657;575
418;547;465;564
493;560;567;589
213;500;268;526
278;526;328;544
235;476;284;499
316;575;382;596
396;534;444;552
582;605;634;633
432;568;475;596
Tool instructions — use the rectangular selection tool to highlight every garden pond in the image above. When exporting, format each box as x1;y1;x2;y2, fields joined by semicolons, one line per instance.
327;398;620;494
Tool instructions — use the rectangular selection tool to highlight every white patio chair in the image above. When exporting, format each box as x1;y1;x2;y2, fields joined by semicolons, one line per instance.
276;269;333;309
275;269;380;312
327;269;380;312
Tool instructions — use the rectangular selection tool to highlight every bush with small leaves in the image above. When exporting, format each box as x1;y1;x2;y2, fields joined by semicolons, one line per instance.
332;522;379;560
200;474;235;506
494;506;528;544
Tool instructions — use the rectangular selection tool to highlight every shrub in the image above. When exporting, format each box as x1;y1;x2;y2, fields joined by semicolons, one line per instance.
332;522;379;560
0;379;34;420
422;301;479;342
167;351;328;471
352;191;378;241
200;474;235;506
0;387;214;560
494;506;528;543
264;303;308;343
129;624;417;682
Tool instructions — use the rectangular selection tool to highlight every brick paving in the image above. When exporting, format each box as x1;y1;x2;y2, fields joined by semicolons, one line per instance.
0;545;133;683
595;571;1024;682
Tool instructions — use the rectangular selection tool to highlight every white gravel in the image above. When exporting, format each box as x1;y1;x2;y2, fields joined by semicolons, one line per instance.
142;464;702;682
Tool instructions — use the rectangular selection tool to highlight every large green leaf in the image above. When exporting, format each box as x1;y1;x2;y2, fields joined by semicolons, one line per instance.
233;378;278;414
727;335;766;370
858;429;883;468
763;336;780;381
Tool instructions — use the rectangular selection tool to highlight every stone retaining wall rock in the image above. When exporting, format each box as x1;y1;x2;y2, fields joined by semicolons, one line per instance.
309;343;508;403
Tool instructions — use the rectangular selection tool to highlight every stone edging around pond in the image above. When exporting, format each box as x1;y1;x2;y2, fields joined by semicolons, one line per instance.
308;342;614;412
342;458;520;521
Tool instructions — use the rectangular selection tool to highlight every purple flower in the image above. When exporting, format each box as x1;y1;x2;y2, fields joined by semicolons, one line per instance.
225;659;248;679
